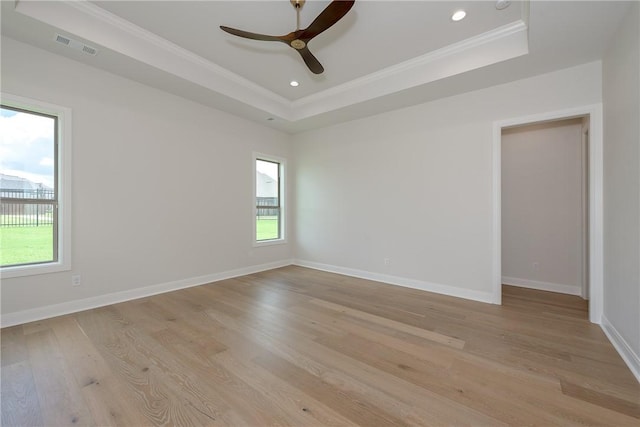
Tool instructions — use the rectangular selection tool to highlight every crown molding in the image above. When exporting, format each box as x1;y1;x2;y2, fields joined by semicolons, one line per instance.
15;0;293;119
65;0;286;103
14;0;529;124
290;20;529;120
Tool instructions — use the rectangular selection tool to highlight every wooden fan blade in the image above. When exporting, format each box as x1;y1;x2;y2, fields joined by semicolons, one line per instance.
296;46;324;74
300;0;355;41
220;26;283;42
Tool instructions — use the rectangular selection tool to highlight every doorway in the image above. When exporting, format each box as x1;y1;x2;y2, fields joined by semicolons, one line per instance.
501;117;589;298
492;105;603;324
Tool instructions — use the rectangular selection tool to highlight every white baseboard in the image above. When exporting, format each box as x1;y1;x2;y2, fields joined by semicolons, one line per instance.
601;315;640;383
294;259;495;304
0;259;294;328
502;276;582;296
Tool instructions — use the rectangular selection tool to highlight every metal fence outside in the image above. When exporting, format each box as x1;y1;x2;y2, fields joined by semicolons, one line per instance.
1;189;55;227
257;197;279;218
2;191;272;227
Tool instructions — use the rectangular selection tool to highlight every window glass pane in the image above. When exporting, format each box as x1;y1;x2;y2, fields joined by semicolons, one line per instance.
1;106;56;267
256;159;279;241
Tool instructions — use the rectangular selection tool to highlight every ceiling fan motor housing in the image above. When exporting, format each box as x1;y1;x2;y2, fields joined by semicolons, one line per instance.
221;0;355;74
291;39;306;49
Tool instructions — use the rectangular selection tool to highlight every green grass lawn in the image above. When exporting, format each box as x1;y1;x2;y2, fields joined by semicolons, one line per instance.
0;225;54;266
0;220;278;267
256;218;279;241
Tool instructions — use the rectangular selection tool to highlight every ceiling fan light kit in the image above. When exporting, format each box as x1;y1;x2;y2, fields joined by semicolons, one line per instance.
220;0;355;75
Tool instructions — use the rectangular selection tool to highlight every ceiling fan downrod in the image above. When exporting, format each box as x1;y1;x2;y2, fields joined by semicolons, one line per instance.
291;0;305;31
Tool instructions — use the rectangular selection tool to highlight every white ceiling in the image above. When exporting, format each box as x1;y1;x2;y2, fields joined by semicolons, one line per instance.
0;1;631;133
92;0;524;100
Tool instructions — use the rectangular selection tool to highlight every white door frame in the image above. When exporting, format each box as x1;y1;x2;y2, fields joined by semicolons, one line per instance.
492;104;603;324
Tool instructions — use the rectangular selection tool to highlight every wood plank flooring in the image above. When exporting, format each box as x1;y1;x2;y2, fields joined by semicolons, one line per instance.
2;266;639;426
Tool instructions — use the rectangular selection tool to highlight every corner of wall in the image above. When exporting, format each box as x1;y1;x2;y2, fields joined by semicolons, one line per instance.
601;315;640;383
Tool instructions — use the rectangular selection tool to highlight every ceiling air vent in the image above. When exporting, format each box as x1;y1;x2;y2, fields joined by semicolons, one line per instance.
55;34;71;46
82;45;97;56
54;33;98;56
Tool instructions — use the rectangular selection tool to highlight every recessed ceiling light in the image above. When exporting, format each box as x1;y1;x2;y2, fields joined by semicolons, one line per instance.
451;10;466;22
495;0;511;10
290;80;299;87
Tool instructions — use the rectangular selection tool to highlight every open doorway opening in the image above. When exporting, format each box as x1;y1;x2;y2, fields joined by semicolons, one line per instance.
501;117;590;300
492;105;603;324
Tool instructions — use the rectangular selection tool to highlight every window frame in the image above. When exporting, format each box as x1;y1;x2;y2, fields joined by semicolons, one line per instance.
253;152;286;247
1;93;72;278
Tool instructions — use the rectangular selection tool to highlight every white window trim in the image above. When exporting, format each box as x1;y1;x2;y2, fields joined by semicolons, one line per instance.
253;152;286;247
1;93;72;278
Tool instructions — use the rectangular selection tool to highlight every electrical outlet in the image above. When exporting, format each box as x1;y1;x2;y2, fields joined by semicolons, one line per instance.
532;262;539;271
72;274;81;287
384;258;391;266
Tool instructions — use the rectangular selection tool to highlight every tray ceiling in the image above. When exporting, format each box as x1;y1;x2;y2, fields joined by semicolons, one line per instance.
0;1;631;133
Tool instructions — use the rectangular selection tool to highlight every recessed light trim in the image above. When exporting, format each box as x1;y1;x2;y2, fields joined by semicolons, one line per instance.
495;0;511;10
451;10;466;22
290;80;299;87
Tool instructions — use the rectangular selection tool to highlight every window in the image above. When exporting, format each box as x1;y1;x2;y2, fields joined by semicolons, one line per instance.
1;94;71;278
254;154;285;244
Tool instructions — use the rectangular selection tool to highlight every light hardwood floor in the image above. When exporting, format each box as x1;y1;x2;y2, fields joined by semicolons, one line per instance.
2;266;639;426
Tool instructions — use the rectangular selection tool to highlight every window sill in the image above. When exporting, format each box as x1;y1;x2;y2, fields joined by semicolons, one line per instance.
253;238;287;248
1;260;71;279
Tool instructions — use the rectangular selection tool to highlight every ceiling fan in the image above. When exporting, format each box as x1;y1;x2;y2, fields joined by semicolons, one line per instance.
220;0;355;75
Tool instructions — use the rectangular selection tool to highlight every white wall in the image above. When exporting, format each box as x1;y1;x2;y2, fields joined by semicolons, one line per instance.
0;37;293;322
501;119;585;295
293;61;602;302
1;23;636;380
602;1;640;378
